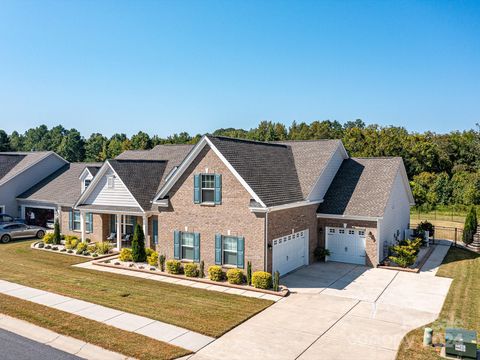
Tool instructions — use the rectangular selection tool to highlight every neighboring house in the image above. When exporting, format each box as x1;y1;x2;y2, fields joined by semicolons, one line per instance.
0;152;67;219
17;162;102;230
69;135;414;274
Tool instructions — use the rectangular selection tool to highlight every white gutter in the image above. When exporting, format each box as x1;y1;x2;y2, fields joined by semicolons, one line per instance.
316;213;383;221
250;200;323;213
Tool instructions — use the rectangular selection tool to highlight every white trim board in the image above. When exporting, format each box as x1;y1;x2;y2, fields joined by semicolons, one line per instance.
317;213;382;221
152;135;266;207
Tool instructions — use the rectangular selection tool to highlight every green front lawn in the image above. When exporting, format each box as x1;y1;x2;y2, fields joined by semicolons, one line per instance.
396;247;480;360
0;240;272;338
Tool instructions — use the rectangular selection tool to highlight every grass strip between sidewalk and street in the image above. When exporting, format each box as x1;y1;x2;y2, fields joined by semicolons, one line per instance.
396;247;480;360
0;293;190;360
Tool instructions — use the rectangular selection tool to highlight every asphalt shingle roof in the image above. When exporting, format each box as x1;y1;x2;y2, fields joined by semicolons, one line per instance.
18;163;102;206
0;152;53;186
108;159;167;211
317;157;404;218
275;140;342;198
208;136;305;207
116;144;194;193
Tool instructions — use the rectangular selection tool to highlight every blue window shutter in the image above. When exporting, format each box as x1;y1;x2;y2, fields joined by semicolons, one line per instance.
174;230;180;260
68;210;73;231
193;232;200;262
152;219;158;245
110;215;115;234
214;174;222;205
87;213;93;233
193;174;200;204
215;234;222;265
237;237;245;269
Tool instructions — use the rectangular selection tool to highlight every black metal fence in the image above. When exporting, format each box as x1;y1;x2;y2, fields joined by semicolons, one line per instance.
410;225;475;247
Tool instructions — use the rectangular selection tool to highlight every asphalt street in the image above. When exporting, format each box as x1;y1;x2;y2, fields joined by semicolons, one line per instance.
0;328;83;360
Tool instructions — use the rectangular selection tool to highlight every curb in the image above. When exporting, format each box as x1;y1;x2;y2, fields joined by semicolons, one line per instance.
0;313;134;360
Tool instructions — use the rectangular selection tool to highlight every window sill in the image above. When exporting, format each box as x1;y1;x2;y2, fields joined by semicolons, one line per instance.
199;202;216;207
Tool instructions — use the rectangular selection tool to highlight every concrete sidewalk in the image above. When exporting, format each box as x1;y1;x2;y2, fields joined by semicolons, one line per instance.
0;279;214;352
0;313;130;360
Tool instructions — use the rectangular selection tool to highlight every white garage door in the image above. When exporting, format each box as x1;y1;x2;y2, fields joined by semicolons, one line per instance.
326;227;366;265
272;229;308;276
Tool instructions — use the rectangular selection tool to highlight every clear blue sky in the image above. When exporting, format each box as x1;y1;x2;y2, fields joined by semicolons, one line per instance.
0;0;479;137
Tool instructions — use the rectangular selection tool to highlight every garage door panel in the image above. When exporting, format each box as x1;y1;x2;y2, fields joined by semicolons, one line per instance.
272;230;308;276
326;227;366;265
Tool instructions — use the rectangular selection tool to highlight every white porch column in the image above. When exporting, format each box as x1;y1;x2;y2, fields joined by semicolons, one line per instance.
143;215;149;247
80;211;86;243
116;214;122;250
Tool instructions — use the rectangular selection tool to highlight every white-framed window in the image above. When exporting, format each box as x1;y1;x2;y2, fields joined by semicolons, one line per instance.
201;174;215;203
107;175;115;189
348;230;355;235
339;229;345;234
329;228;335;233
359;230;365;236
223;236;238;266
73;211;81;231
84;179;91;189
181;232;195;260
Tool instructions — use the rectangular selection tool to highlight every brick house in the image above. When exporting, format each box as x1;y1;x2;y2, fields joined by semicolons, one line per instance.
17;135;414;275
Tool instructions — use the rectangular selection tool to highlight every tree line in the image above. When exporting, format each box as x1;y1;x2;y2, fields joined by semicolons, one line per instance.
1;120;479;208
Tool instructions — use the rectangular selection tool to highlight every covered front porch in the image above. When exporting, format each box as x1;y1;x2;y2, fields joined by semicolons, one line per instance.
75;205;155;250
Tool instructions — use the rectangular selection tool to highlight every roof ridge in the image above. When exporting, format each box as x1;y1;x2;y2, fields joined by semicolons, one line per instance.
208;135;288;148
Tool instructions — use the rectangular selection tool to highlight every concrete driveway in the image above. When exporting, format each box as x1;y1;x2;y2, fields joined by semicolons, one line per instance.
189;244;452;360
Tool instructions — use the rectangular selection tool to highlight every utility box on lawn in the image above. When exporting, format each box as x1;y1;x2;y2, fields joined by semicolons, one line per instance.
445;328;477;359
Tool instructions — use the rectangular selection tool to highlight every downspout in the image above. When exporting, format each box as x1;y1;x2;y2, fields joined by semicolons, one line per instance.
264;211;269;272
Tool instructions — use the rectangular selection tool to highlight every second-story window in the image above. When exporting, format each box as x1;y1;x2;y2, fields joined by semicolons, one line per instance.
201;174;215;203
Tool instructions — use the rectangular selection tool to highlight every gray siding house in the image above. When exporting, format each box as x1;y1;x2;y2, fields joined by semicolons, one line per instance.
0;152;67;217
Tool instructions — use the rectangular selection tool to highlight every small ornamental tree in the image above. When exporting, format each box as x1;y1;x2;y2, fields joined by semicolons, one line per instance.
53;218;61;245
131;223;147;262
463;206;478;244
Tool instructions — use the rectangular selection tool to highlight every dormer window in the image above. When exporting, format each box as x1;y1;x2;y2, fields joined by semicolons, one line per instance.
84;179;91;190
107;175;115;189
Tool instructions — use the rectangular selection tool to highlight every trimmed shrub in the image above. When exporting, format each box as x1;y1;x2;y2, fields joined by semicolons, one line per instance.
145;248;155;257
388;238;422;268
226;268;244;284
416;221;434;238
159;254;166;272
119;248;133;262
147;251;159;266
199;260;205;278
131;224;147;262
184;263;199;277
76;242;87;255
95;242;112;255
208;265;224;281
53;218;61;245
87;244;96;253
463;206;478;244
166;260;182;274
252;271;272;289
314;247;330;262
246;261;252;286
65;237;79;250
273;271;280;291
43;233;54;244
